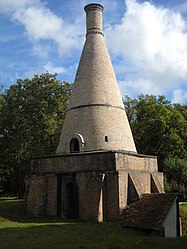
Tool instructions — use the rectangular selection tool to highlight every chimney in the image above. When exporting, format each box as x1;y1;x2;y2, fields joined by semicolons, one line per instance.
84;3;104;36
56;3;137;154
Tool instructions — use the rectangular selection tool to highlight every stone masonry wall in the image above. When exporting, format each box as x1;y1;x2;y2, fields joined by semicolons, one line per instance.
78;172;104;222
103;171;119;220
85;4;103;32
46;174;57;216
27;175;46;216
129;171;151;195
27;3;165;222
27;151;163;219
57;107;136;154
115;152;158;172
31;151;158;174
56;4;136;154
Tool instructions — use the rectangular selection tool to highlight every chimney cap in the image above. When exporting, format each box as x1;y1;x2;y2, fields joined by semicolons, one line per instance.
84;3;104;12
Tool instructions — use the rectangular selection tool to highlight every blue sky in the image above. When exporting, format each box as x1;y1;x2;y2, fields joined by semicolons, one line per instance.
0;0;187;103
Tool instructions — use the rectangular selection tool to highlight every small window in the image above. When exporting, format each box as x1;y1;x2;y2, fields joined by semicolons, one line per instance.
105;136;108;142
70;138;80;153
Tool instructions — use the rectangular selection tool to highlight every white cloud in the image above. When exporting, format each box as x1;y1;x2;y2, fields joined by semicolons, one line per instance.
0;0;40;13
106;0;187;99
0;0;84;57
172;89;187;104
44;62;66;74
1;0;187;103
32;44;51;59
176;2;187;15
13;6;64;41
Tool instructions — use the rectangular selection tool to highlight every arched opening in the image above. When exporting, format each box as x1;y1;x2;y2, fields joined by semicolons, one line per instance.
67;133;85;153
70;138;80;153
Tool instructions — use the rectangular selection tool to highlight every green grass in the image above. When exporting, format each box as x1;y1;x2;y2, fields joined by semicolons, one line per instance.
0;198;186;249
180;202;187;211
180;202;187;236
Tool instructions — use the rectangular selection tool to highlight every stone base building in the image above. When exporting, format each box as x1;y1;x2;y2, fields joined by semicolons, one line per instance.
26;3;180;237
27;151;164;221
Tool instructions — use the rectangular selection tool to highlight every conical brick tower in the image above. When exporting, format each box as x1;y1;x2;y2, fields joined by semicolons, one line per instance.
27;3;166;226
56;3;136;154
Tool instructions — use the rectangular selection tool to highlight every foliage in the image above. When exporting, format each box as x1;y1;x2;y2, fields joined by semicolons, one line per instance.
174;103;187;121
124;94;187;167
0;73;71;196
0;198;186;249
163;158;187;197
123;94;187;196
1;80;187;198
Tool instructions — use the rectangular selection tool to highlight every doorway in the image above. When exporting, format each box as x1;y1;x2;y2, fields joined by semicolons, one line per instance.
66;182;79;218
56;174;79;218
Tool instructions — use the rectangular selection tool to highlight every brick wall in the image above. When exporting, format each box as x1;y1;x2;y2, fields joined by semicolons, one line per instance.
31;151;158;174
27;175;46;216
56;4;136;154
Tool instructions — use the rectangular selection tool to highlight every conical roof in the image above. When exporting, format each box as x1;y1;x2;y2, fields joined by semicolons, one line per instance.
56;3;137;154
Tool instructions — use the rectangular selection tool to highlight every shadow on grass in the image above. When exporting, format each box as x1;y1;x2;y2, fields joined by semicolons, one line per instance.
0;222;187;249
0;198;72;223
0;223;102;249
0;198;187;249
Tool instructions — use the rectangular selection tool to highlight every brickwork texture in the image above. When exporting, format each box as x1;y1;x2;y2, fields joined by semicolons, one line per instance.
56;3;136;154
26;3;165;223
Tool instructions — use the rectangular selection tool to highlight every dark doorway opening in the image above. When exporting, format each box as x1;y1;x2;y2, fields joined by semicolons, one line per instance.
70;138;80;153
66;182;79;218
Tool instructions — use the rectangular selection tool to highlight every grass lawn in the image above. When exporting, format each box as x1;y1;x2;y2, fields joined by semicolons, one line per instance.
180;202;187;236
0;198;186;249
180;202;187;211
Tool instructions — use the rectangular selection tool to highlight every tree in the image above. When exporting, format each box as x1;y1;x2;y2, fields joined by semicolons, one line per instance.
124;94;187;169
0;73;71;196
164;158;187;197
123;95;138;125
174;103;187;121
124;94;187;197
